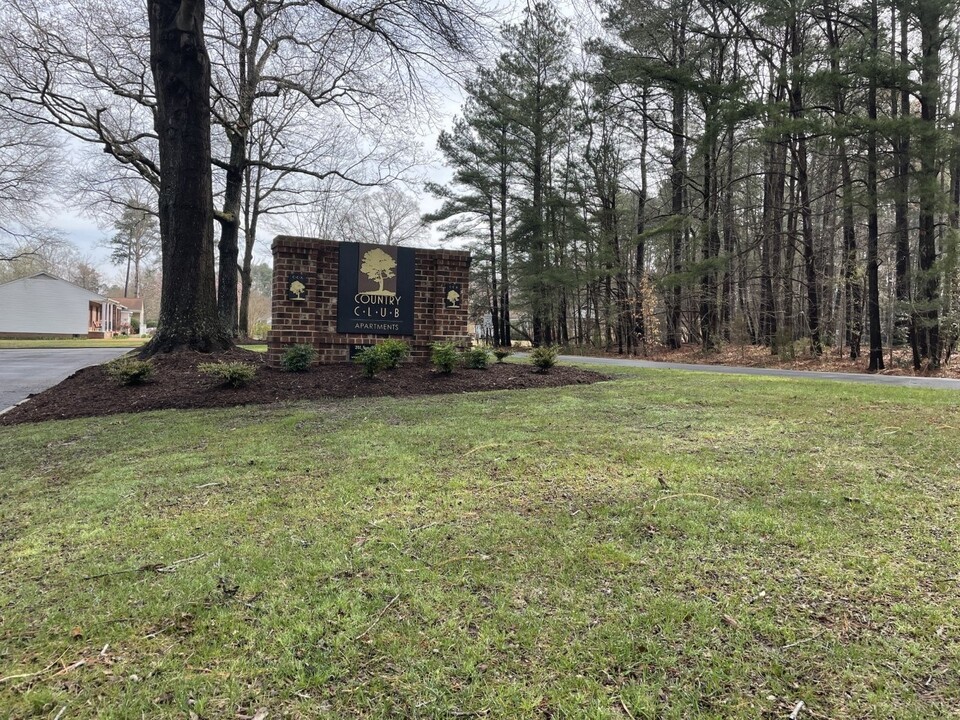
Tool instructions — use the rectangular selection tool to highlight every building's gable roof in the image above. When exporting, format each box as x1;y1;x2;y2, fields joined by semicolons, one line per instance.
0;272;110;302
109;297;143;312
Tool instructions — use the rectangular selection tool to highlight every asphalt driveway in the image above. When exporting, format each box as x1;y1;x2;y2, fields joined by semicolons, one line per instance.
0;348;130;413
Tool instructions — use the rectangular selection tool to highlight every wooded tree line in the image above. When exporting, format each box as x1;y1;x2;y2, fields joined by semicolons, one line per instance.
430;0;960;370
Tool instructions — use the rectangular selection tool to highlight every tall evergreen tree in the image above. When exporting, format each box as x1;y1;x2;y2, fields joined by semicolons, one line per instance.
498;1;572;346
108;203;159;298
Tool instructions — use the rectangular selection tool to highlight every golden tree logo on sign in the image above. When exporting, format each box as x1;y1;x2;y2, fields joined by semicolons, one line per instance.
359;247;398;296
338;242;415;335
444;283;462;308
287;273;308;301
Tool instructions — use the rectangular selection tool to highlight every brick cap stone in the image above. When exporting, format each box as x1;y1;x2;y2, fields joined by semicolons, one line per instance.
271;234;471;261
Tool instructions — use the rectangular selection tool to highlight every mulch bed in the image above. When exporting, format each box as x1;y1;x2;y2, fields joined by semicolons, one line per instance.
1;348;610;425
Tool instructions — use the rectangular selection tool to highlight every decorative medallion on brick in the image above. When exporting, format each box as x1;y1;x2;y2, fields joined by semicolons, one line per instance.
286;273;307;301
444;283;462;309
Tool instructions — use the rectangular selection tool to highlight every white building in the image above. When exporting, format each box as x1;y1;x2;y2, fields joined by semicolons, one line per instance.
108;297;147;337
0;272;136;338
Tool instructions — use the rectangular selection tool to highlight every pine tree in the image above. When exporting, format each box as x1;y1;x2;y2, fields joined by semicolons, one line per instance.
108;204;159;298
498;1;572;346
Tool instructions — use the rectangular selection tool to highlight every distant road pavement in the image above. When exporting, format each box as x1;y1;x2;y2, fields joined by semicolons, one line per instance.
552;354;960;390
0;348;130;413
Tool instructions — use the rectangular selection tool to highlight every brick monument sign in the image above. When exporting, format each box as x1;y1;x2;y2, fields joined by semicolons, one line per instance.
267;236;471;365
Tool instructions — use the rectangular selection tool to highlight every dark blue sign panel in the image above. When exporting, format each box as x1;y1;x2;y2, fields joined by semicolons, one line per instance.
337;242;415;335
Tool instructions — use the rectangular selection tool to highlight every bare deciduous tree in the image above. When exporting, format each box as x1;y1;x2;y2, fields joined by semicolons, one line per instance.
340;186;428;246
0;93;64;264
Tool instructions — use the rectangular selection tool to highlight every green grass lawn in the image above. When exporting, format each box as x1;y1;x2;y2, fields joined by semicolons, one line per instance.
1;369;958;718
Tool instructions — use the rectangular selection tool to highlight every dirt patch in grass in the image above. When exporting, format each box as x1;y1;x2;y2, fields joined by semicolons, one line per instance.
1;348;608;425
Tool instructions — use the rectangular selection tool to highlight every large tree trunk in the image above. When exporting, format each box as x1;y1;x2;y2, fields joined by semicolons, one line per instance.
914;0;942;369
633;90;650;352
531;99;547;347
893;7;913;356
783;162;797;343
487;195;501;348
666;19;687;349
948;48;960;362
759;53;787;350
840;140;861;360
796;133;821;355
238;160;260;337
699;127;720;351
220;12;262;339
721;110;736;340
217;132;245;337
788;17;820;355
499;125;511;347
867;0;884;371
144;0;231;355
634;192;646;346
720;41;739;341
759;138;783;349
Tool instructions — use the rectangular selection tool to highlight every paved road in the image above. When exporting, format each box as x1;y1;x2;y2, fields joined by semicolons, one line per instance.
0;348;130;413
551;354;960;390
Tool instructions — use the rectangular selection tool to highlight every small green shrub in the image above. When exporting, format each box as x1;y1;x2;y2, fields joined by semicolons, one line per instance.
105;357;154;385
493;347;511;363
464;346;491;370
530;345;559;372
377;339;410;369
198;361;258;387
353;340;410;377
431;341;459;374
281;343;317;372
354;346;389;378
